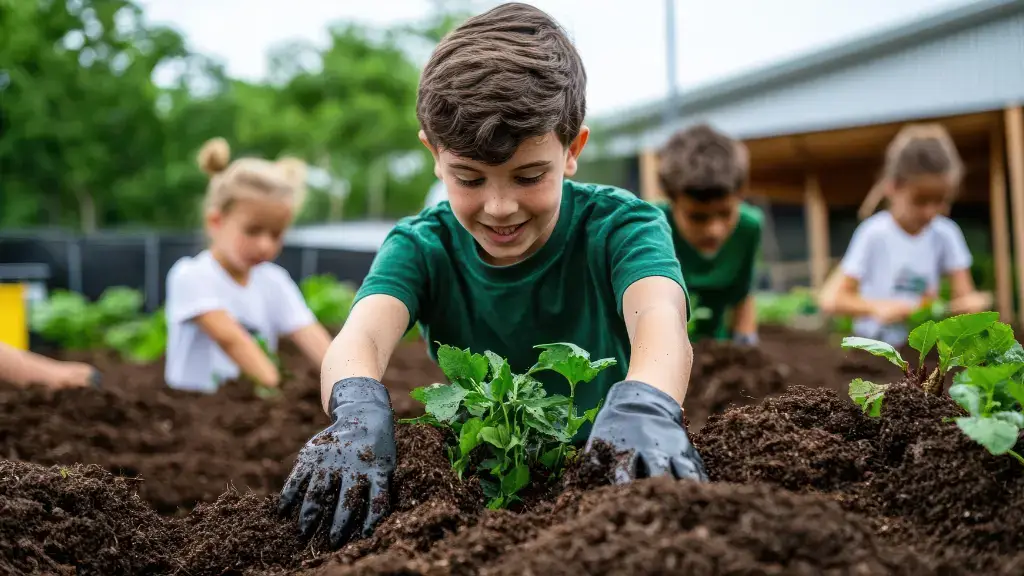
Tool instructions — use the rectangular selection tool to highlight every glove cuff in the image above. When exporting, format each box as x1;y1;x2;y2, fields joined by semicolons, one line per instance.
605;380;683;422
328;377;391;415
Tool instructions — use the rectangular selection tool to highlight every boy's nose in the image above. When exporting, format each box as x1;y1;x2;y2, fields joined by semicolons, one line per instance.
484;192;518;220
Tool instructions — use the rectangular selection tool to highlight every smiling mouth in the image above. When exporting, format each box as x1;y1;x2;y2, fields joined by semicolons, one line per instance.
484;222;528;236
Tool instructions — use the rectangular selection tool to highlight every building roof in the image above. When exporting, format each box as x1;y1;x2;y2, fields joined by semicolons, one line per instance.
594;0;1024;155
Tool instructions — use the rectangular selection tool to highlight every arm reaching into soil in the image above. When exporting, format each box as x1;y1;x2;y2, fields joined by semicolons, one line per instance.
286;323;333;371
319;294;409;413
278;294;408;548
817;270;915;325
0;343;100;389
583;276;708;484
620;276;691;404
193;310;281;388
731;295;758;345
945;268;992;315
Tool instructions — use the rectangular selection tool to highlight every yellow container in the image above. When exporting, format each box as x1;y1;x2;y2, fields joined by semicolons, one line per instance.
0;283;28;350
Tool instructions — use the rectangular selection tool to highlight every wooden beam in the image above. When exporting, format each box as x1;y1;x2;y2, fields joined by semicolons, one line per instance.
1006;106;1024;328
804;173;830;289
639;149;665;201
990;123;1013;322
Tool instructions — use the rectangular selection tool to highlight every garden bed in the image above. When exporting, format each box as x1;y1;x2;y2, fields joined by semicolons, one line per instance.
5;326;1016;575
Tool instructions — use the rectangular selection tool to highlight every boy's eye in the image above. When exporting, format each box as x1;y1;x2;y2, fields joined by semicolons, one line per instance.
455;176;485;188
516;173;545;185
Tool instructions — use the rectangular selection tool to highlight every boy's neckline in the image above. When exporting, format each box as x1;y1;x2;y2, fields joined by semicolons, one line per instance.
461;179;574;284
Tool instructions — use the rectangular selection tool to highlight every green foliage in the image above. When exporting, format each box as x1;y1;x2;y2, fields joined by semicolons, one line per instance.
1;0;451;230
31;287;143;350
104;307;167;363
300;274;356;327
685;293;712;333
845;312;1024;464
755;288;817;327
403;343;616;509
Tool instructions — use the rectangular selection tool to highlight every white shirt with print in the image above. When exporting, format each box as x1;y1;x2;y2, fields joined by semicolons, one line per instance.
841;211;972;345
164;250;316;392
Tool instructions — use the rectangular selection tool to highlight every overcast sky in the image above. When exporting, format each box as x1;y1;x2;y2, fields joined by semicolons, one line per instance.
137;0;973;118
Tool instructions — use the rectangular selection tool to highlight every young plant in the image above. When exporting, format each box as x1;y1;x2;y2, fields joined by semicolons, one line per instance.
299;274;356;328
843;312;1024;465
403;343;616;510
686;293;713;333
252;335;283;399
104;308;167;364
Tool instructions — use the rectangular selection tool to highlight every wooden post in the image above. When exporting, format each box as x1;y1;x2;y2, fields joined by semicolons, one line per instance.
1006;106;1024;328
639;149;665;201
990;124;1013;321
804;173;830;289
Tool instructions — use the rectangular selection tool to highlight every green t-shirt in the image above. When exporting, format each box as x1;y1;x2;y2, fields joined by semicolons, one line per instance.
658;202;763;341
355;179;687;438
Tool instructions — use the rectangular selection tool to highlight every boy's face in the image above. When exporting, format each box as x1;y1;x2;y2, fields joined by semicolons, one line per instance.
671;194;741;256
421;128;589;266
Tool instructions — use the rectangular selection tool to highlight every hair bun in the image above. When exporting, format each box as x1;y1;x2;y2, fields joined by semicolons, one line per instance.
198;137;231;176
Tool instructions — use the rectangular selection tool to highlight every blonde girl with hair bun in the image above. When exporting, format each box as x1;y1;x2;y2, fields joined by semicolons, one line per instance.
163;137;332;393
818;123;992;346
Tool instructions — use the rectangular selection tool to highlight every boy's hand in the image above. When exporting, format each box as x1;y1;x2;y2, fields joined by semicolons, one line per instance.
52;363;102;389
733;332;759;347
279;377;396;549
871;300;916;325
584;380;708;484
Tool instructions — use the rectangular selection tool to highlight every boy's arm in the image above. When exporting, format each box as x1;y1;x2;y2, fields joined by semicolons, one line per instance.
319;294;409;413
194;311;281;388
0;342;98;389
946;268;992;314
731;295;758;340
621;275;691;405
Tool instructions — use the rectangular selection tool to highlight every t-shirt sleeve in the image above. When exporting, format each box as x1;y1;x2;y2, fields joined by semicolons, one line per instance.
165;259;227;324
840;219;878;281
353;226;429;330
937;219;973;273
267;267;318;336
605;199;688;316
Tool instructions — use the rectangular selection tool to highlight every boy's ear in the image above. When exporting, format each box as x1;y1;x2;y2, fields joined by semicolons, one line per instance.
419;130;442;179
563;125;590;177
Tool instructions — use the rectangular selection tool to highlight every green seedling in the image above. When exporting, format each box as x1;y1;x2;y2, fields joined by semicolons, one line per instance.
843;312;1024;465
252;335;284;399
402;343;616;510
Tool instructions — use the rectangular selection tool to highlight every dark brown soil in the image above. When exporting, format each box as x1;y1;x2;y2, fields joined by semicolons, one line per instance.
0;342;443;514
3;327;1023;575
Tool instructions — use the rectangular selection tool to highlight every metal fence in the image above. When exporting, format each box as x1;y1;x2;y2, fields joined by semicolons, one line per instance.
0;230;379;311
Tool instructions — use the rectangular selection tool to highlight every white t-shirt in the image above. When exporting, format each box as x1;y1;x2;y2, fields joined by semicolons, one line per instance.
841;211;972;345
164;250;316;392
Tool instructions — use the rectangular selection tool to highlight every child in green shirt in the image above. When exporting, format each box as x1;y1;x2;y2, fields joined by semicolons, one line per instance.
278;2;707;549
656;123;763;344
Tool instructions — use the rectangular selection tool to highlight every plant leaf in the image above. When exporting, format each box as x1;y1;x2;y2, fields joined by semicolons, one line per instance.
848;378;887;417
459;417;485;458
479;426;507;449
957;322;1016;368
528;343;617;387
935;313;1001;369
841;338;908;371
908;321;939;367
419;383;469;423
500;464;530;496
539;446;562;469
992;411;1024;429
490;358;515;401
955;416;1020;455
484;351;504;380
582;399;603;424
994;342;1024;365
436;345;489;387
948;383;983;416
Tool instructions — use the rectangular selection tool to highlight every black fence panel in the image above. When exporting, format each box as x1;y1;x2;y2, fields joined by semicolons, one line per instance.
316;249;376;285
79;235;148;301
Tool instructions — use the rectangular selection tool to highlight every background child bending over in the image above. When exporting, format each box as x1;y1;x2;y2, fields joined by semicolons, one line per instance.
164;138;332;393
818;123;991;345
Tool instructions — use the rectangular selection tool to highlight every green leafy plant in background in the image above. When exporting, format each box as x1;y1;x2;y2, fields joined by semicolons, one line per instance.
842;312;1024;465
252;335;284;399
686;294;712;333
755;287;817;327
300;274;357;328
31;287;144;350
104;307;167;364
403;343;616;509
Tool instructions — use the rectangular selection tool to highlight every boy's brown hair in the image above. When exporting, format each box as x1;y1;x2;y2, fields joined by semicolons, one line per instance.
416;2;587;165
657;123;749;202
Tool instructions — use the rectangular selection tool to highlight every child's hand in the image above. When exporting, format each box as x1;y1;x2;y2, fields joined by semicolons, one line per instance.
949;291;993;315
871;300;916;325
51;362;102;389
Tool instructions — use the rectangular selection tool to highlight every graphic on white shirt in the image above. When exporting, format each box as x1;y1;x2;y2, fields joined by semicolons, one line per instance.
163;250;316;392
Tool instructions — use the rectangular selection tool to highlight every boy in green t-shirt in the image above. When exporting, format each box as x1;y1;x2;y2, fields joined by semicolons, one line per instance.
278;2;707;549
656;123;763;344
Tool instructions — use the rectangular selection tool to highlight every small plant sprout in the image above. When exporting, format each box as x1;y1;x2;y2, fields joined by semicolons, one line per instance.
843;312;1024;465
402;343;616;510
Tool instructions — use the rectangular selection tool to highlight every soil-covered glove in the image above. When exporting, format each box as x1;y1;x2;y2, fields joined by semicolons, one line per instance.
278;376;396;548
584;380;708;484
733;332;759;347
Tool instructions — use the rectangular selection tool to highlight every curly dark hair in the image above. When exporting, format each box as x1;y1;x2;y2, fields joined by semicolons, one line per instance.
416;2;587;165
657;123;749;202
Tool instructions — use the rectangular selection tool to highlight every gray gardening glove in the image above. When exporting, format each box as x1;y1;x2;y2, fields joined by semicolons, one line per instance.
584;380;708;483
279;376;396;549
